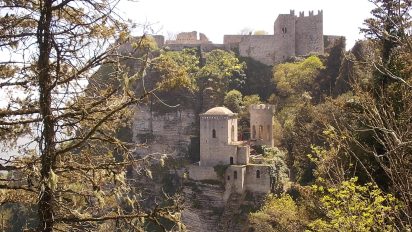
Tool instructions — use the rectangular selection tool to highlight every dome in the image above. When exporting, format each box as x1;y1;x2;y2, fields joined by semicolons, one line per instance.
203;107;234;115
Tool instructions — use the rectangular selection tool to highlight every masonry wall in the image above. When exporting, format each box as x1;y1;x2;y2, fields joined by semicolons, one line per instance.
273;13;296;63
245;165;271;193
238;35;277;65
188;165;218;180
133;105;196;157
249;104;275;147
295;11;324;56
200;116;240;166
166;43;225;52
225;165;246;194
223;35;245;45
166;31;212;45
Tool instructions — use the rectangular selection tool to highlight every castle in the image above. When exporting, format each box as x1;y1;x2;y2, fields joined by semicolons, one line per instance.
188;104;276;195
151;10;342;65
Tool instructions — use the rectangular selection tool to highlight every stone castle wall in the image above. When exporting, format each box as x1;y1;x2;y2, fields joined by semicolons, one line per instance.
249;104;275;147
223;10;326;65
245;165;271;193
295;10;324;56
166;43;225;52
273;12;297;63
166;31;212;45
238;35;278;66
188;165;218;180
148;10;336;66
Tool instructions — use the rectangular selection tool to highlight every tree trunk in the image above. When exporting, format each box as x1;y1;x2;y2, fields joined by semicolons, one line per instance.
37;0;55;231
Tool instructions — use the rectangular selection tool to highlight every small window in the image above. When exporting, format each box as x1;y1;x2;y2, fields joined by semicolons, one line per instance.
256;170;261;178
227;175;230;180
281;27;287;34
267;125;271;140
230;157;234;165
231;125;235;141
259;125;263;139
212;129;216;138
252;125;256;139
234;171;238;179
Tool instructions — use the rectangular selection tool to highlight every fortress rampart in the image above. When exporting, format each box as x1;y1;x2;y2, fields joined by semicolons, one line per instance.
152;10;342;66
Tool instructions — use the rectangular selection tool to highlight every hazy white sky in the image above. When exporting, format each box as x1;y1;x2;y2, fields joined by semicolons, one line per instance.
117;0;375;49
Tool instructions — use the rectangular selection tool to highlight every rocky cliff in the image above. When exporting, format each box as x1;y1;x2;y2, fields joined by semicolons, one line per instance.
132;105;197;158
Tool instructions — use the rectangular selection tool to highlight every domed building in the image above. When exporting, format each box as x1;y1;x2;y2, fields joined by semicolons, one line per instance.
189;105;276;195
199;107;248;167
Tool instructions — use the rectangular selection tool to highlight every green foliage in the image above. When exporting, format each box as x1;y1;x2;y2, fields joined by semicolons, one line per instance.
240;57;274;100
242;94;261;107
197;49;246;103
248;194;308;232
224;89;243;113
262;147;289;192
273;55;325;97
309;177;399;231
151;48;246;110
152;48;198;91
238;94;261;131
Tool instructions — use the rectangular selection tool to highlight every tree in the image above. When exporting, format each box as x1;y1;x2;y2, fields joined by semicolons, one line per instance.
361;0;411;87
223;90;243;113
273;56;325;98
197;49;245;96
309;178;399;231
248;194;308;232
0;1;184;231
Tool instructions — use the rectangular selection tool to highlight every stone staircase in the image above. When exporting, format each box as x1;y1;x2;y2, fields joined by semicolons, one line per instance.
181;181;226;232
217;192;246;232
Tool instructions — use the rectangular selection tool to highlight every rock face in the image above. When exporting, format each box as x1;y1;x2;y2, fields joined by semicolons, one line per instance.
181;181;265;232
182;181;226;232
132;105;197;158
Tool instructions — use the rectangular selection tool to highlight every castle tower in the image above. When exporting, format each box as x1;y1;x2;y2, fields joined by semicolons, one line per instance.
199;107;238;166
295;10;324;56
249;104;276;147
273;10;296;63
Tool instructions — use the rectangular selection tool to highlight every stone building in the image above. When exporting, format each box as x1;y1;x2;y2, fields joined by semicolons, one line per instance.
165;31;212;45
199;107;249;167
144;10;342;66
189;105;277;195
224;10;326;65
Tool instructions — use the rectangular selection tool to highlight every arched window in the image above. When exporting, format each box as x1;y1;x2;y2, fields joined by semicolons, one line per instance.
234;171;238;179
252;125;256;139
259;125;263;139
231;125;235;141
227;175;230;180
212;129;216;138
256;170;261;178
230;157;234;165
267;125;271;140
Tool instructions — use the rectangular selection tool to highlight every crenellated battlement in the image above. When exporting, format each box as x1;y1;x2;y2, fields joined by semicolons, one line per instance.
249;104;276;113
298;9;323;18
155;10;338;66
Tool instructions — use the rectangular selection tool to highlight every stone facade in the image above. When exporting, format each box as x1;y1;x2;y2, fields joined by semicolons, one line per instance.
166;31;212;45
225;164;271;194
152;10;341;66
249;104;276;147
225;10;324;65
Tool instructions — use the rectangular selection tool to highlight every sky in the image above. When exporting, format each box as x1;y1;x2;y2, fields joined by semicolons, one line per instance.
117;0;375;50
